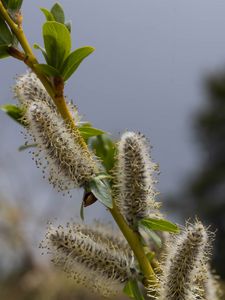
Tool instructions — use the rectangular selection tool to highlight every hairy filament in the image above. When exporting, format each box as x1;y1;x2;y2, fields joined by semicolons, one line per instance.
114;131;161;228
23;101;97;191
158;221;210;300
41;222;134;297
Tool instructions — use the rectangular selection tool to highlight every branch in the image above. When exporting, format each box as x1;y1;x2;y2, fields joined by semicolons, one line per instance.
0;1;158;291
0;0;88;150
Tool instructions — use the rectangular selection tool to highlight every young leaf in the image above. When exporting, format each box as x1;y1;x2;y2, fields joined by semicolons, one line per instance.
0;15;13;45
123;280;135;299
40;8;55;21
65;21;72;33
42;21;71;69
1;0;8;8
34;64;61;77
0;44;9;59
33;43;48;61
61;46;95;81
89;135;116;172
148;230;162;247
123;279;145;300
11;34;18;47
0;104;24;125
139;222;162;247
78;124;105;140
139;218;180;233
4;0;23;10
88;176;112;208
51;3;65;24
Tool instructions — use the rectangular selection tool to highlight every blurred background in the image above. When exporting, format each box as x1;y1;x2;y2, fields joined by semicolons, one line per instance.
0;0;225;299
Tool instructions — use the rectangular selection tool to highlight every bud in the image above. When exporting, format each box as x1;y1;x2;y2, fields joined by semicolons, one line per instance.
114;132;161;228
41;222;134;297
24;101;97;191
158;221;210;300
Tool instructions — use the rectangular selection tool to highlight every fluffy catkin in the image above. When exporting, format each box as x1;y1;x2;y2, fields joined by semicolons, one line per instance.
157;221;209;300
14;71;81;122
194;264;222;300
14;71;56;109
23;101;97;191
114;132;161;228
41;222;134;297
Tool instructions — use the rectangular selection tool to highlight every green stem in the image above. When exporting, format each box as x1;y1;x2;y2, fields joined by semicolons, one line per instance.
110;201;157;287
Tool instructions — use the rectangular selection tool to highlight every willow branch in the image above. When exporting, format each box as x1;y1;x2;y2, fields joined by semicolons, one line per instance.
0;1;89;150
0;1;158;289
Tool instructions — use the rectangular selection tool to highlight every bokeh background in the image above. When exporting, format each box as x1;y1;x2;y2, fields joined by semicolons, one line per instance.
1;0;225;299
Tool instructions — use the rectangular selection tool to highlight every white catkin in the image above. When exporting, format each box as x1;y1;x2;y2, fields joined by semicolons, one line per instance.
40;222;134;297
114;131;161;228
194;264;222;300
14;71;81;122
14;71;56;109
157;221;210;300
23;101;97;191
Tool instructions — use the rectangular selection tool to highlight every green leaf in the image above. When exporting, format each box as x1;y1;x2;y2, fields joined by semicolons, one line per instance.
61;46;95;81
11;34;18;47
123;280;145;300
88;176;112;208
42;21;71;69
89;134;116;172
123;281;135;299
1;0;8;8
51;3;65;24
4;0;23;10
33;43;48;61
0;15;13;45
40;8;55;21
0;44;9;59
0;104;24;125
139;218;180;234
65;21;72;33
139;222;162;247
34;64;61;77
78;124;105;141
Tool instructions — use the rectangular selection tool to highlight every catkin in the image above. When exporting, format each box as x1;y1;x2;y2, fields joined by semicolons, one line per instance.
114;132;161;228
157;221;210;300
14;71;81;121
41;222;134;297
14;72;97;191
23;101;97;191
14;71;56;109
